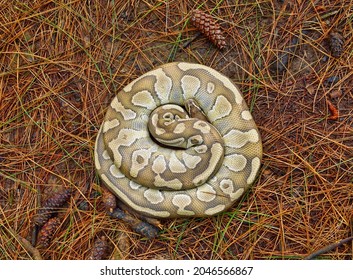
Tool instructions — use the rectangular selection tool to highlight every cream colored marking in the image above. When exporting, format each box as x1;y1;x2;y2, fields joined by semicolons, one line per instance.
129;181;141;190
162;112;173;121
182;152;202;169
108;129;148;167
230;188;244;201
224;129;259;148
102;150;110;160
196;184;216;202
177;63;243;104
163;120;174;126
155;127;166;136
151;113;158;126
155;137;185;146
123;68;172;103
207;82;215;94
101;174;171;218
172;194;195;216
161;104;185;112
110;97;137;120
219;179;242;200
131;90;156;109
219;178;234;195
130;147;156;178
193;143;223;186
187;135;203;148
209;176;217;183
109;165;124;178
94;148;101;170
169;152;187;173
247;157;261;184
151;114;165;135
241;110;253;121
204;204;225;216
194;144;208;154
113;128;147;146
207;95;232;122
223;154;247;172
154;68;173;103
152;155;167;174
154;175;183;190
123;72;149;92
173;123;186;134
193;121;211;134
103;119;120;133
181;75;201;100
143;189;164;204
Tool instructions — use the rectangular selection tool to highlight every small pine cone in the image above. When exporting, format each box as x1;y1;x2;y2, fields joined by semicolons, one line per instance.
101;188;117;213
88;236;111;260
190;9;226;50
33;189;72;226
36;217;61;248
33;210;52;227
329;31;344;58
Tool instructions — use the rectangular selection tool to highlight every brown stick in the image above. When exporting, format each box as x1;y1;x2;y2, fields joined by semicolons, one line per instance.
304;236;353;260
5;226;43;260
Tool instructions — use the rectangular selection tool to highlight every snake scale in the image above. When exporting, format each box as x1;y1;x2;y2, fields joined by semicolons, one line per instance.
95;62;262;218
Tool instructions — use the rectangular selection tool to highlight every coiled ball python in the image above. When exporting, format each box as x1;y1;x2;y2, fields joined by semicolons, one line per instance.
95;62;262;218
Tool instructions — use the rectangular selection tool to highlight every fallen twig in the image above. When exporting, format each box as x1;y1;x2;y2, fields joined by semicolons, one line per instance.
304;236;353;260
5;226;43;260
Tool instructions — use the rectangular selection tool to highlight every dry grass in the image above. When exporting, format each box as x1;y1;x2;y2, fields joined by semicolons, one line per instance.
0;0;352;260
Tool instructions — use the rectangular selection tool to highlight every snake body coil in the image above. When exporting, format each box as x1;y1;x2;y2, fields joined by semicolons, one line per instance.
95;62;262;218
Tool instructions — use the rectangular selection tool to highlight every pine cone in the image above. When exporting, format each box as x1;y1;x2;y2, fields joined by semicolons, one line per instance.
101;188;117;213
88;236;111;260
190;9;226;50
33;189;72;226
36;217;61;248
329;31;344;58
